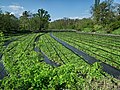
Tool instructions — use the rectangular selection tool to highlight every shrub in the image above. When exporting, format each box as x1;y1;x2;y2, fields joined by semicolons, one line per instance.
107;21;120;32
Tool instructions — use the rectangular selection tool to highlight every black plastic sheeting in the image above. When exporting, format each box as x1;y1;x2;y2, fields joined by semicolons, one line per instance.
3;40;13;47
0;40;14;60
34;34;60;67
50;33;120;79
0;53;2;60
0;62;7;80
34;47;60;67
0;40;13;79
0;37;22;80
34;34;44;42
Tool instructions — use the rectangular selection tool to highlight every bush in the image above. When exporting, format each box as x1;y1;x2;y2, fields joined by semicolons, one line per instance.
0;31;4;37
93;25;103;32
107;21;120;32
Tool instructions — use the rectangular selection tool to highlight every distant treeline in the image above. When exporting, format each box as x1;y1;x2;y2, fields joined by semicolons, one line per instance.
0;0;120;34
49;0;120;34
0;8;50;33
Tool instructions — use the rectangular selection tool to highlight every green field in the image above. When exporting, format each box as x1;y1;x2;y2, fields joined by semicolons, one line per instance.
0;32;120;89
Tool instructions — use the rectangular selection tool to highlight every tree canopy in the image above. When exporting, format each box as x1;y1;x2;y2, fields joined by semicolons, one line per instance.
0;8;51;33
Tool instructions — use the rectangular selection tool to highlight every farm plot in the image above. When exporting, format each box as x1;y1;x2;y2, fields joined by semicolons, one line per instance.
0;32;120;89
53;32;120;70
0;34;30;79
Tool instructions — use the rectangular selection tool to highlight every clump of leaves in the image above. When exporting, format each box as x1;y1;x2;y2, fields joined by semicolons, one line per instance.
1;59;120;89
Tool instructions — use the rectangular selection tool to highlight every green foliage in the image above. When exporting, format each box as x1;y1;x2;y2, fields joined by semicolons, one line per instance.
112;28;120;34
48;62;102;89
93;24;103;32
0;33;120;89
95;0;100;7
19;9;50;31
90;0;120;34
54;32;120;69
0;31;4;37
0;31;4;52
0;11;19;33
49;17;75;29
92;0;115;25
19;11;31;30
106;21;120;33
37;9;51;30
0;8;50;33
49;18;93;31
48;0;120;34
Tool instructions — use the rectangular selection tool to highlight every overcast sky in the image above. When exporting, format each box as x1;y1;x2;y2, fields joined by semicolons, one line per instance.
0;0;120;21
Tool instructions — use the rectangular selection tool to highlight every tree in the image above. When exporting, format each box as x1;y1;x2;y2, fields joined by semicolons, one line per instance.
95;0;100;8
37;9;51;30
49;18;93;31
0;8;2;31
117;4;120;15
0;8;2;14
19;9;51;31
92;0;115;26
0;11;19;33
23;11;30;17
114;3;120;18
19;11;31;30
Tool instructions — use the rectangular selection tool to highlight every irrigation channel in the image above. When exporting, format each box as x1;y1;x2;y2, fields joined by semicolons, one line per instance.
50;33;120;80
33;34;60;67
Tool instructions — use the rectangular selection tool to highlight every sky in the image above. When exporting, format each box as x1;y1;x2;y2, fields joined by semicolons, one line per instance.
0;0;120;21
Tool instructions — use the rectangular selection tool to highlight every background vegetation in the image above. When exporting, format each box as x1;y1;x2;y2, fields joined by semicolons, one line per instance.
0;8;50;33
49;0;120;34
0;0;120;34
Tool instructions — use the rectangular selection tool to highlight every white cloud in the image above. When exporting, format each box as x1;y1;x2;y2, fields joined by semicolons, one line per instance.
8;5;25;17
69;16;84;19
11;12;15;15
18;12;23;16
0;5;5;8
9;5;24;11
69;15;91;20
100;0;120;3
51;15;91;21
0;4;25;17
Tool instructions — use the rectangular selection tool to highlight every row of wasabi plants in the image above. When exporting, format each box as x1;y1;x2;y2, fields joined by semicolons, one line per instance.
53;32;120;70
0;32;120;89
